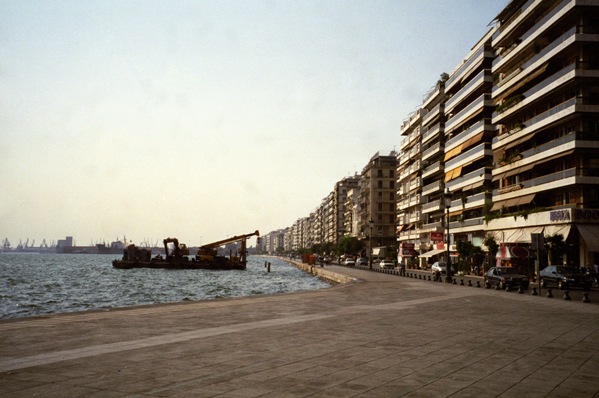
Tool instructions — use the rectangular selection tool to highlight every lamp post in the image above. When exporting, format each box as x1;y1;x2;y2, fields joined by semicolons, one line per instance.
444;188;452;283
368;219;374;270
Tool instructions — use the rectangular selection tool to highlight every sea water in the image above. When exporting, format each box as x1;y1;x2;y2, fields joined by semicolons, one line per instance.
0;253;330;319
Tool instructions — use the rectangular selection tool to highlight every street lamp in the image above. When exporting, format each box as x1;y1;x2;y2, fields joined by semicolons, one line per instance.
444;188;452;283
368;219;374;270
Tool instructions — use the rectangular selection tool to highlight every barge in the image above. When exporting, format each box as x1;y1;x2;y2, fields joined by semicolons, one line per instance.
112;231;259;270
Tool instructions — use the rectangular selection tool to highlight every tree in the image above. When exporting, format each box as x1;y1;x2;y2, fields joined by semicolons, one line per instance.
336;236;364;257
544;234;567;265
483;235;499;272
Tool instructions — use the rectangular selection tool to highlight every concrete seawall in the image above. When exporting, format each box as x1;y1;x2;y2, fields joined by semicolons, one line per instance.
283;259;359;284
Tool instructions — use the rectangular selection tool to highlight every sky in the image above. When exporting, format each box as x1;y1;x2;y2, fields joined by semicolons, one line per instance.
0;0;506;248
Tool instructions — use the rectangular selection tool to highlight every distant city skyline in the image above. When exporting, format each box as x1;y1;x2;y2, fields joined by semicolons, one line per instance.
0;0;506;246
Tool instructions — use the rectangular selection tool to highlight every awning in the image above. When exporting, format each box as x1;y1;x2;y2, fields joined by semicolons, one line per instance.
493;162;536;182
491;194;536;211
448;209;463;216
496;63;549;103
576;224;599;252
544;225;571;239
444;144;463;161
419;248;446;258
445;165;463;182
462;132;485;150
507;226;544;243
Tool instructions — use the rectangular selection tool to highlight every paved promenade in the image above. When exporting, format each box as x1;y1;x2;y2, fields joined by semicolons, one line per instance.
1;264;599;397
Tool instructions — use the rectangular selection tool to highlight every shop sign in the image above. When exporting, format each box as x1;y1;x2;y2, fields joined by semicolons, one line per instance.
572;209;599;221
549;209;571;222
430;232;444;242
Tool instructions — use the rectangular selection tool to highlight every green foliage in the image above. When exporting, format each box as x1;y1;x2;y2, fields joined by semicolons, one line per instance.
336;236;364;256
544;234;567;265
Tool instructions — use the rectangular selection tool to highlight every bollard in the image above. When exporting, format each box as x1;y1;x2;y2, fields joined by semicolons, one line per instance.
505;284;511;292
476;281;481;288
460;279;464;286
267;262;271;273
531;287;538;296
468;280;472;287
452;278;457;285
495;283;500;290
582;293;591;303
546;288;553;298
418;274;422;280
563;290;571;301
428;275;432;281
517;286;523;294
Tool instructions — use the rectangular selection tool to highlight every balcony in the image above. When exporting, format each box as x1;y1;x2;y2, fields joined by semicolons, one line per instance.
445;94;493;134
422;161;442;179
422;180;442;197
409;177;422;192
421;199;442;214
493;167;587;200
422;122;442;145
493;0;572;71
493;26;577;98
492;0;536;45
445;142;493;172
446;166;491;192
446;120;486;149
422;102;443;127
445;45;486;92
445;70;493;114
448;192;487;212
492;63;579;124
449;216;485;231
422;142;442;162
493;97;580;149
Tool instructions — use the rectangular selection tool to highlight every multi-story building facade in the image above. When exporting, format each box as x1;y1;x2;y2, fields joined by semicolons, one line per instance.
443;29;496;248
343;187;360;238
358;151;398;250
334;175;361;240
487;0;599;268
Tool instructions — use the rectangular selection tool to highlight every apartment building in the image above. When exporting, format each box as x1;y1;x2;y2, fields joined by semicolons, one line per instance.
334;175;361;239
443;29;496;247
358;151;397;249
397;76;450;266
487;0;599;267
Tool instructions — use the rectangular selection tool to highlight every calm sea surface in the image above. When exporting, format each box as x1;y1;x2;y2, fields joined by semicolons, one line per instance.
0;253;331;319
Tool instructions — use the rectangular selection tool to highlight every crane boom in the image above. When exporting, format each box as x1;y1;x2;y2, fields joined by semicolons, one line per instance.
200;230;260;249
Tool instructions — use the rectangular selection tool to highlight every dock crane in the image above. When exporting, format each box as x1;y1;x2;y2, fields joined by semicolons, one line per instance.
196;230;260;269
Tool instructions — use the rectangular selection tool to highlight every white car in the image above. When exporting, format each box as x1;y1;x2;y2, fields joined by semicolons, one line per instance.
431;262;447;274
380;259;395;268
343;258;355;266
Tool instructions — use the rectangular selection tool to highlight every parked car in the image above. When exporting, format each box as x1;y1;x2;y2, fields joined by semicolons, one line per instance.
431;262;447;274
485;267;529;290
380;259;395;268
356;257;368;266
539;265;592;290
343;258;355;267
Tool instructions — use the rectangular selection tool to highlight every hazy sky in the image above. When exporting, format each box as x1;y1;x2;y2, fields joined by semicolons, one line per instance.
1;0;505;247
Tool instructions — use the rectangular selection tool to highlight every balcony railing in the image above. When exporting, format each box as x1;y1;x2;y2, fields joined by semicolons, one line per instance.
445;46;486;91
446;70;491;113
450;216;485;230
445;142;492;171
445;94;492;134
446;119;485;149
422;180;442;196
492;63;576;121
493;0;535;41
422;102;443;127
446;167;491;192
494;26;576;93
422;123;442;145
493;0;571;68
422;142;442;161
421;199;442;214
422;161;442;178
494;167;578;196
493;97;579;145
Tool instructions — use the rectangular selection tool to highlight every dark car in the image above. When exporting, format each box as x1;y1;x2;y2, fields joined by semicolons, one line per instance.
539;265;592;290
485;267;529;290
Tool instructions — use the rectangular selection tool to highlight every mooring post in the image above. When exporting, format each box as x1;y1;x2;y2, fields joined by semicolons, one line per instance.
267;262;271;273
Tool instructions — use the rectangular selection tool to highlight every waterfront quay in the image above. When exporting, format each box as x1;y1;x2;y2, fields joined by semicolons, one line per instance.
2;265;599;397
